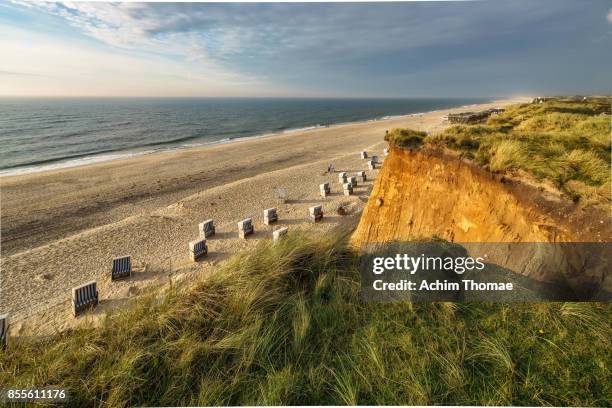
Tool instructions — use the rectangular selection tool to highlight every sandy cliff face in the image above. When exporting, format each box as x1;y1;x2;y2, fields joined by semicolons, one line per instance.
352;147;611;294
353;147;573;245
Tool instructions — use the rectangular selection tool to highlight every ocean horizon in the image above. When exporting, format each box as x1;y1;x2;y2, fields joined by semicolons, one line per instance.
0;97;491;176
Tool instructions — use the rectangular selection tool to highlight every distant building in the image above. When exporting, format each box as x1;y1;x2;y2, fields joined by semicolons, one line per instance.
447;108;505;124
532;97;548;104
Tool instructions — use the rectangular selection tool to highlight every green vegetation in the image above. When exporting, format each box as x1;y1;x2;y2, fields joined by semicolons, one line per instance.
425;98;611;200
2;232;610;406
384;128;428;148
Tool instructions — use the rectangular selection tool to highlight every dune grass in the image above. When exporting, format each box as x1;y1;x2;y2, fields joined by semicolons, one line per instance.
423;98;611;200
384;128;428;148
1;231;610;407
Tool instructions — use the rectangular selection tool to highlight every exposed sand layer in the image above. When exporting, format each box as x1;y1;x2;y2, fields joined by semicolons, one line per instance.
351;147;611;293
0;100;520;335
352;147;611;244
353;147;571;244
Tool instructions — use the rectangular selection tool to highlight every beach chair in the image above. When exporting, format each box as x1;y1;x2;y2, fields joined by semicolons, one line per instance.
349;176;357;188
111;255;131;280
263;208;278;225
371;155;379;164
367;160;376;170
343;183;353;196
273;227;288;241
338;172;348;183
238;218;254;239
0;314;7;350
309;205;323;222
199;219;215;238
72;281;99;317
360;151;368;159
189;238;208;261
357;171;367;182
320;182;331;197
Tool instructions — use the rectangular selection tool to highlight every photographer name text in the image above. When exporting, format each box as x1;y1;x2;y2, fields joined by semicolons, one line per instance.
372;279;513;291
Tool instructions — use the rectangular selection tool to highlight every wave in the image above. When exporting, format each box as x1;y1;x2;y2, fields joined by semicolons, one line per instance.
182;137;231;148
281;124;328;134
0;136;240;177
138;134;202;148
0;150;154;177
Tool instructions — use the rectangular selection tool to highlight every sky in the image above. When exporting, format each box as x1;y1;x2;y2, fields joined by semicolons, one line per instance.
0;0;611;98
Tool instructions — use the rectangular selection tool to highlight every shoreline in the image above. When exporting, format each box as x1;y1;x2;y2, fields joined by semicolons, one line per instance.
1;98;522;257
0;99;503;178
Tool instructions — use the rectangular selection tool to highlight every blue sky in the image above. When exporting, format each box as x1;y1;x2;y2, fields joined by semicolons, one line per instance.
1;1;611;97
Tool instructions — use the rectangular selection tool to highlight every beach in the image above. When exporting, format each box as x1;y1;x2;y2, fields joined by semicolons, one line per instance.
0;99;520;335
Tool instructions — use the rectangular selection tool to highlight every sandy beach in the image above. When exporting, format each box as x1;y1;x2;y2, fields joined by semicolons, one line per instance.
0;99;520;335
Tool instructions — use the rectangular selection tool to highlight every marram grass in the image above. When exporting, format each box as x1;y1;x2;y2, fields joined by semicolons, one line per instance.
422;98;611;200
1;232;610;407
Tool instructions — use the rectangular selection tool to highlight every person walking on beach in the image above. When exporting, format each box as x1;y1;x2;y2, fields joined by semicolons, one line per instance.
328;163;334;174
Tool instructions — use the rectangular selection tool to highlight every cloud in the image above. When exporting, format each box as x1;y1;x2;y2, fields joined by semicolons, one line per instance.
607;8;612;23
9;2;564;63
3;1;611;97
0;25;282;97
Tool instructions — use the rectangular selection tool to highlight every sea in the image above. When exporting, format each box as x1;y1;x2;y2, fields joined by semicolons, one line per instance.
0;97;490;176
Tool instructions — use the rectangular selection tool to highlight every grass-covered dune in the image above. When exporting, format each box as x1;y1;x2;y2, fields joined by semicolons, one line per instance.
384;128;428;148
396;98;611;201
2;232;610;407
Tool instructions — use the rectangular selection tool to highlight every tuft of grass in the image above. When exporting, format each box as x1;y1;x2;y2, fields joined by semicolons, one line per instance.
1;232;610;406
489;140;525;173
385;128;428;148
421;98;612;200
560;149;609;185
292;295;311;351
469;337;514;374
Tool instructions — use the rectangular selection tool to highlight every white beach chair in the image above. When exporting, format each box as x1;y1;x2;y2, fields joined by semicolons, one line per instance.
263;208;278;225
343;182;353;196
238;218;254;239
309;205;323;222
199;219;216;238
189;238;208;262
320;182;331;197
273;227;289;241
